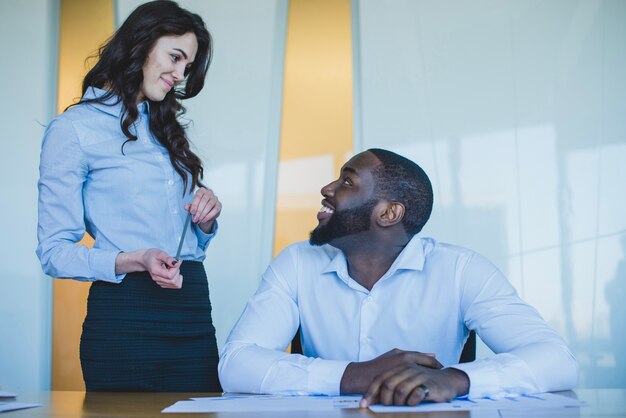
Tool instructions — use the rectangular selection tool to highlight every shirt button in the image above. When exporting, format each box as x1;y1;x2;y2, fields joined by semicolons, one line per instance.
157;155;164;161
168;179;174;186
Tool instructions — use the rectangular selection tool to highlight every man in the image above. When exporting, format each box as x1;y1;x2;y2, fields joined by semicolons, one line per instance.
218;149;578;406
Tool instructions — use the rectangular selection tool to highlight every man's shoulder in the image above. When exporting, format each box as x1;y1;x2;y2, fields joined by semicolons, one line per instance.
279;240;339;260
421;236;501;278
267;241;341;281
420;236;478;259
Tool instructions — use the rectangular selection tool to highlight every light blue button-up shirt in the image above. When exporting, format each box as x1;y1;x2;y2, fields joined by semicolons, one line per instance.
37;87;216;283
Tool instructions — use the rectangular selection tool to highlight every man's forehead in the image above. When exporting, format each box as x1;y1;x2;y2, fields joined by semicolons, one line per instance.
342;151;382;173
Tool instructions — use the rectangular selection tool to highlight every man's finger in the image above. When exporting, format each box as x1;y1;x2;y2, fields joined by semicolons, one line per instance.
406;352;442;369
406;383;428;406
363;373;387;407
360;392;379;408
392;372;425;406
378;367;421;405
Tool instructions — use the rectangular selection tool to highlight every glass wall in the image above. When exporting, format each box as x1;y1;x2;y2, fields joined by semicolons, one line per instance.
0;0;58;391
353;0;626;388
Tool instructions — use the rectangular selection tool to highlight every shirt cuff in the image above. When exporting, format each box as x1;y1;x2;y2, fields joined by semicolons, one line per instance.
195;220;218;251
449;357;506;399
451;353;540;399
307;358;350;395
89;248;124;283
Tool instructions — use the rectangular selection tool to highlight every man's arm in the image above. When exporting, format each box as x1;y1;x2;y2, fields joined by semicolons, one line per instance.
219;244;445;395
451;252;578;398
218;245;351;395
358;251;578;406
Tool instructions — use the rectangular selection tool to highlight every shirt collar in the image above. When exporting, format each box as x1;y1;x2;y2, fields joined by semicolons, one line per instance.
82;86;123;117
320;234;426;281
82;86;151;117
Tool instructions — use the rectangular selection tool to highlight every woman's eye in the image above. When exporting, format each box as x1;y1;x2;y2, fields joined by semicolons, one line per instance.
170;54;180;62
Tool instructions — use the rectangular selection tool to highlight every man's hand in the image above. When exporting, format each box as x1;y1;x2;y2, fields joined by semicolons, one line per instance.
340;348;443;395
360;365;470;407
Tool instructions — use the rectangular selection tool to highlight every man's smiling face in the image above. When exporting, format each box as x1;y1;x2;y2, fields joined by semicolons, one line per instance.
310;151;382;246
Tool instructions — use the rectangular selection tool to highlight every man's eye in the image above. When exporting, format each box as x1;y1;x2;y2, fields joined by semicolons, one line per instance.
343;178;352;186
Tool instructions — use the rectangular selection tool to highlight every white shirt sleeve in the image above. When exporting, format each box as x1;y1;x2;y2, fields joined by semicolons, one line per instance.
450;252;578;398
218;245;350;395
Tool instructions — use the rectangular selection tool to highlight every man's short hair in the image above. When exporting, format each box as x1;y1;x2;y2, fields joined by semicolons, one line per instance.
368;148;433;235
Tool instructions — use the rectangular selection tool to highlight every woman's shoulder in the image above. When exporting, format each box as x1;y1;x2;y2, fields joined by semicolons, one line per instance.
56;87;122;123
53;98;122;134
45;104;95;136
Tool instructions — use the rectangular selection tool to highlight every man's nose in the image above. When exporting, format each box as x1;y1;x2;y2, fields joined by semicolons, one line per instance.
321;180;337;197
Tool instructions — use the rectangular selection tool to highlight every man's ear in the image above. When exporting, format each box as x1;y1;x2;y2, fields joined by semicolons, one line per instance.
375;201;405;228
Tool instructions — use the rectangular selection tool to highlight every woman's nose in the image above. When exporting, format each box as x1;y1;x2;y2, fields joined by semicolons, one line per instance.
172;64;186;82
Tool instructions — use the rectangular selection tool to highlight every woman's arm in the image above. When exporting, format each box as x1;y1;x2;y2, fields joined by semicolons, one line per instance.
37;117;120;283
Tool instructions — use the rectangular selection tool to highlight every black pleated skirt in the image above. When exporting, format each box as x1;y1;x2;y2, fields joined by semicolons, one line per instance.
80;261;221;392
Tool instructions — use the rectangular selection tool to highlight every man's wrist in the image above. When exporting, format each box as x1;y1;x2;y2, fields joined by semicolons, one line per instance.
443;367;470;397
340;362;365;394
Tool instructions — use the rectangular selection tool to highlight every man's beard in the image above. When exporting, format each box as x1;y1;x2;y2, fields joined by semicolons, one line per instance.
309;199;378;246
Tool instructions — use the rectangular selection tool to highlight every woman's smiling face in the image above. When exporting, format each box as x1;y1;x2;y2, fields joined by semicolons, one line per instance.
138;32;198;103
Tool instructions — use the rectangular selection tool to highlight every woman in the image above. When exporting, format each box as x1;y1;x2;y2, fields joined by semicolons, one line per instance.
37;1;221;392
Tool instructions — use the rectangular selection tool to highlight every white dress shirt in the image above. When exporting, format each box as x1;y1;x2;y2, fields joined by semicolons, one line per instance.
218;236;578;398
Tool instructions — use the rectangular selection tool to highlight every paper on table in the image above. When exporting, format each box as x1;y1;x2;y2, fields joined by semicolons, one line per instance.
162;395;361;413
368;393;585;413
0;402;42;413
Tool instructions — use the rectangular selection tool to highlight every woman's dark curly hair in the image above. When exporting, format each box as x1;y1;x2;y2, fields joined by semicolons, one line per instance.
79;0;212;193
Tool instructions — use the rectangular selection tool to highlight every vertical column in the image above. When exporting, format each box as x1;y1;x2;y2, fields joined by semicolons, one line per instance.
273;0;353;255
53;0;114;390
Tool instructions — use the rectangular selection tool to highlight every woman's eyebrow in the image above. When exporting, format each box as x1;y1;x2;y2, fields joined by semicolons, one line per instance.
173;48;188;59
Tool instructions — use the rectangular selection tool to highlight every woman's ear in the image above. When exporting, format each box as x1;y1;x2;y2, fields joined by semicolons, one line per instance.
375;201;405;228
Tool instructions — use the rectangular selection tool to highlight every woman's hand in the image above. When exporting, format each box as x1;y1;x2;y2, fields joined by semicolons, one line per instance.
185;187;222;233
141;248;183;289
115;249;183;289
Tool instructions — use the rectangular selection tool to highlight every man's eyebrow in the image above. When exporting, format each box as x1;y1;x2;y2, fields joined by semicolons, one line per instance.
341;166;358;176
174;48;188;60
